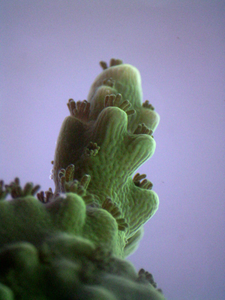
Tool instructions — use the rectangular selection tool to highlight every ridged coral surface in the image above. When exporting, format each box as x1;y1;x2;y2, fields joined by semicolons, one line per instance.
0;59;164;299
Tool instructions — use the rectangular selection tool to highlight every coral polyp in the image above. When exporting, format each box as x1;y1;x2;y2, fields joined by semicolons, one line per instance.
0;59;165;300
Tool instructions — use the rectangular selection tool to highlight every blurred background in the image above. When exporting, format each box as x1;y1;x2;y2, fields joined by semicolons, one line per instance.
1;1;225;299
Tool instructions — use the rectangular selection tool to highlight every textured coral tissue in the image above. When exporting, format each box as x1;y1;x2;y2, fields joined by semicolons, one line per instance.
0;59;166;300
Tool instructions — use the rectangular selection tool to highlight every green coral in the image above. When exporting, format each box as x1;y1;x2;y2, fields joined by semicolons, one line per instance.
53;59;160;257
0;59;165;299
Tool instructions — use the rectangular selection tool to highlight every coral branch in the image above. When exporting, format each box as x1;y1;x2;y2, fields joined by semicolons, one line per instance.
0;58;164;299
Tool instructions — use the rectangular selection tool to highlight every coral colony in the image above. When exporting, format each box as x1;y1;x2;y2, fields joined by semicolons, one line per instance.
0;59;165;299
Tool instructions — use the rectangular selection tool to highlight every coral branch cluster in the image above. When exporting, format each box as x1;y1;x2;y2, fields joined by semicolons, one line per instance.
0;59;164;299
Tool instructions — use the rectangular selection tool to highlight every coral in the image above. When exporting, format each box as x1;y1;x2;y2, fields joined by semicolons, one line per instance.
53;58;160;257
0;59;165;299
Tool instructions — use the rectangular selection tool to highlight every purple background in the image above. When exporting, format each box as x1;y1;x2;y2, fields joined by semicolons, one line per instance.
1;1;225;299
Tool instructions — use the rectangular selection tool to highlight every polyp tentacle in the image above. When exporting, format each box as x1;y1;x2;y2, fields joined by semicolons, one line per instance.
37;188;54;203
99;58;123;70
84;142;100;157
109;58;123;67
6;178;40;199
67;99;91;123
102;197;128;231
102;77;115;88
88;86;118;120
142;100;155;110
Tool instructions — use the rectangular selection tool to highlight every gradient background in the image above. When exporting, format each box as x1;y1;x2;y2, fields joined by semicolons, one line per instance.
1;1;225;299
